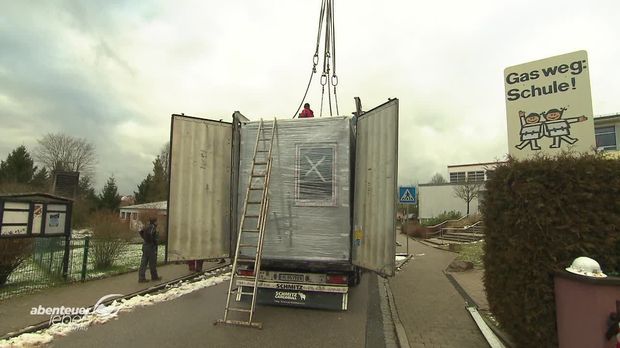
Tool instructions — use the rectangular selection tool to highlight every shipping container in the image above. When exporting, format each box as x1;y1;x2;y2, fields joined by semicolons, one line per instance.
167;99;399;309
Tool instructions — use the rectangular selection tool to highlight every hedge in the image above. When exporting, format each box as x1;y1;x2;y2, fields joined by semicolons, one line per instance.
482;153;620;348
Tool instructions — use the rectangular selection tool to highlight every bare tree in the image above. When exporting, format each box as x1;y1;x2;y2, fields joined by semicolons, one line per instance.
430;173;447;184
453;179;484;215
34;133;97;179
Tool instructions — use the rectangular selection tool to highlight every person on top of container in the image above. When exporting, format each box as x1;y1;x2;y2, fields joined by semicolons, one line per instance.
299;103;314;118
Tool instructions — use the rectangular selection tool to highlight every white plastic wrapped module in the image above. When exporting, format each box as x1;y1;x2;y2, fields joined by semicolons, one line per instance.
237;117;353;264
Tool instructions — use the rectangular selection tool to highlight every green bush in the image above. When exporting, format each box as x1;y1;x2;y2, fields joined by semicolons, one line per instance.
0;239;33;286
421;210;462;226
89;211;133;270
482;153;620;347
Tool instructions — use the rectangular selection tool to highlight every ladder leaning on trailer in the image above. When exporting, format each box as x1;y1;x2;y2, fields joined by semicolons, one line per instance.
215;118;277;329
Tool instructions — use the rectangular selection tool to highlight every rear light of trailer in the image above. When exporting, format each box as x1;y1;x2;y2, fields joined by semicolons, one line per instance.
238;269;255;277
326;274;348;284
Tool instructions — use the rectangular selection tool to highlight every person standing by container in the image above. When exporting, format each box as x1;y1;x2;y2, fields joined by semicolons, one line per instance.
299;103;314;118
138;217;162;283
187;259;204;272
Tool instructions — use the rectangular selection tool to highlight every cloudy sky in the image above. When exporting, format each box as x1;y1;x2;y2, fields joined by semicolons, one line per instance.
1;0;620;194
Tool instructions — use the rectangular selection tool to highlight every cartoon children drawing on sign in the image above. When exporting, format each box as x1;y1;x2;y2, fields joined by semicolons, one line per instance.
515;107;587;151
515;111;543;150
541;107;587;148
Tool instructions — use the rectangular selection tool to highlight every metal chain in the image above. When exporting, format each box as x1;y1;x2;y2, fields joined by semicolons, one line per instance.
333;86;339;115
320;85;325;117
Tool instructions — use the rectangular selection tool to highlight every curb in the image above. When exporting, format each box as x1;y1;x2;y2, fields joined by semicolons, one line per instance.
381;277;411;348
444;270;515;348
443;271;479;308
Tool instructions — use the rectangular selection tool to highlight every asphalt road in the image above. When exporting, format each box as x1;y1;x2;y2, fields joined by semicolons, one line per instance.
51;272;387;348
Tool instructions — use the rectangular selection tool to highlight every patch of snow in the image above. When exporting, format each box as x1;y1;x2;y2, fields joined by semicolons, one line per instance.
0;269;231;348
71;229;93;239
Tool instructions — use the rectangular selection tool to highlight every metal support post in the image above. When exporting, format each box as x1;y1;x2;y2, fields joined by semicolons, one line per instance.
405;204;409;256
81;236;90;281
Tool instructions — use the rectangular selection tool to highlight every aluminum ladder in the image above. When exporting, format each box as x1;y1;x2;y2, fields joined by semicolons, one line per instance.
216;118;276;329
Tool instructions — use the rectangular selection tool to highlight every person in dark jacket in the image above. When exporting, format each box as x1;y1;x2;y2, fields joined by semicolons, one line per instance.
138;218;161;283
299;103;314;118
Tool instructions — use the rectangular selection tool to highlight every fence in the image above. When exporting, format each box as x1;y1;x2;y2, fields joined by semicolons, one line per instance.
0;236;166;301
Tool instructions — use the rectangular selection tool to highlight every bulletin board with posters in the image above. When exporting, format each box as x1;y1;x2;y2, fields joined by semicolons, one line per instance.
0;193;73;238
504;50;595;159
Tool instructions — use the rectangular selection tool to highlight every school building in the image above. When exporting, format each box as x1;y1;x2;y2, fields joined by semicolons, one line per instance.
418;113;619;221
119;200;168;238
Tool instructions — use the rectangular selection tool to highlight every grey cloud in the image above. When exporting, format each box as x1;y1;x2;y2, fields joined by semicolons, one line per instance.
0;4;152;193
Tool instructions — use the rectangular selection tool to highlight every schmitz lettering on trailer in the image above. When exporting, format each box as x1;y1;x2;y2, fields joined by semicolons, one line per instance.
276;284;303;290
274;291;306;301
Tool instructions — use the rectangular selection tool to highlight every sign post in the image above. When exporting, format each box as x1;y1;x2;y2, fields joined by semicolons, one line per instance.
504;50;595;159
399;186;417;256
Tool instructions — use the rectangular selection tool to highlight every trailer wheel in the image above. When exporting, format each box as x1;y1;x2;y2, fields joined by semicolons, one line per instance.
349;267;362;286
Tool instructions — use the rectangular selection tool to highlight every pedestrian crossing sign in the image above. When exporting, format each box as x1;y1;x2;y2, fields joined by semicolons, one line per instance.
399;187;416;204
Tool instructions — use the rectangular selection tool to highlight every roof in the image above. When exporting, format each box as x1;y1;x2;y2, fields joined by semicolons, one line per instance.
593;113;620;124
120;200;167;211
447;161;507;168
419;182;461;187
0;192;73;203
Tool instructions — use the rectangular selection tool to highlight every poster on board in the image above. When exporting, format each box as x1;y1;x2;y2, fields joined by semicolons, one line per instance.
504;50;595;159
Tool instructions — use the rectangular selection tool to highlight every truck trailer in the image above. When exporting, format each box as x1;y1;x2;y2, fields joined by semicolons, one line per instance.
166;98;399;311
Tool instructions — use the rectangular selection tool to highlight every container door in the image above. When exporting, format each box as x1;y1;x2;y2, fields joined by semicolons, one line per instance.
352;99;398;276
167;115;233;261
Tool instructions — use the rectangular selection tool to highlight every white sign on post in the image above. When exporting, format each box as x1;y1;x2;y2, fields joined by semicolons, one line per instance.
504;50;595;159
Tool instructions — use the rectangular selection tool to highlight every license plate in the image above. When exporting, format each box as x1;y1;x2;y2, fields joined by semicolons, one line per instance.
278;273;304;282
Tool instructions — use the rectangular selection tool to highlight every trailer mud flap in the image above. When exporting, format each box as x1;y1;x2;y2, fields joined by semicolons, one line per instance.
238;286;348;311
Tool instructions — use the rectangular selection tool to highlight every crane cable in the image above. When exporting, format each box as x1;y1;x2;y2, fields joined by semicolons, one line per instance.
292;0;326;119
292;0;339;118
323;0;332;117
330;0;339;115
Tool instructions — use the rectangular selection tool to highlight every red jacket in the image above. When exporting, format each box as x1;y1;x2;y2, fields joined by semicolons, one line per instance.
300;108;314;118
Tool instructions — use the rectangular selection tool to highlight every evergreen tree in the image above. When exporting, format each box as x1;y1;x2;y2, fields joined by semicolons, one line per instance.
134;174;153;204
133;155;169;204
150;155;168;201
160;142;170;183
98;176;121;212
72;176;99;228
0;145;35;184
78;176;98;202
30;167;50;190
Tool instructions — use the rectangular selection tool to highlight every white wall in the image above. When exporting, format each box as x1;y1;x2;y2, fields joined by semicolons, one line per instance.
418;184;481;220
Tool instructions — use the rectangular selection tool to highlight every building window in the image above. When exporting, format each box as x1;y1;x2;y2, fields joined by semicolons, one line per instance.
467;171;485;182
121;212;126;219
295;144;336;206
132;213;137;220
449;172;466;183
595;125;617;151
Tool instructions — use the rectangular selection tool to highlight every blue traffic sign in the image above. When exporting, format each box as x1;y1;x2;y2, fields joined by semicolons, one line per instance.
399;186;416;204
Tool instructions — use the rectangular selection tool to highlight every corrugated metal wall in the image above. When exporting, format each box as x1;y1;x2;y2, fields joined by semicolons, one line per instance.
352;99;398;276
167;115;232;260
